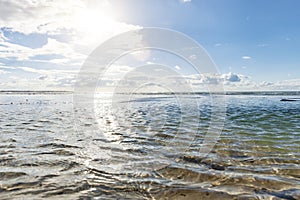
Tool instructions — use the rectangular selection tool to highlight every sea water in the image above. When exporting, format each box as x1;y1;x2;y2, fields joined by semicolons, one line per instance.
0;92;299;199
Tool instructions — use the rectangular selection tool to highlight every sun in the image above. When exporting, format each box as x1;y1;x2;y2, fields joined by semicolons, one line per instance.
68;4;139;47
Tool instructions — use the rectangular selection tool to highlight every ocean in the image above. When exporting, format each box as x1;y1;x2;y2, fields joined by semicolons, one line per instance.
0;92;299;199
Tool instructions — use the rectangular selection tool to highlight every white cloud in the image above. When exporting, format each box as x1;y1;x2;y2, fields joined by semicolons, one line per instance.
185;72;245;85
0;0;140;44
0;64;16;70
0;0;141;90
0;69;10;74
96;71;248;92
0;29;7;42
222;72;241;82
258;44;268;47
18;66;77;76
0;64;79;90
0;38;85;67
270;79;300;90
189;54;197;60
170;72;300;91
242;56;251;60
1;62;300;91
181;0;192;3
0;0;143;90
0;0;120;35
175;65;181;70
0;0;79;34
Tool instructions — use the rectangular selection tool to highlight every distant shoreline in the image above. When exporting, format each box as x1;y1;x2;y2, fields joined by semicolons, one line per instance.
0;90;73;95
1;90;300;96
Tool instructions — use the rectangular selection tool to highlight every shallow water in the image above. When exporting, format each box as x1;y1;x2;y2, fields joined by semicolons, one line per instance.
0;93;299;199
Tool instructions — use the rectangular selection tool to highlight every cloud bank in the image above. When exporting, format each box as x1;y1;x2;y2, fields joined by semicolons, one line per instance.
0;0;140;90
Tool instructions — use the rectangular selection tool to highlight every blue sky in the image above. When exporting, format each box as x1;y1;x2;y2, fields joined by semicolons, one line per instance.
0;0;299;91
110;0;300;81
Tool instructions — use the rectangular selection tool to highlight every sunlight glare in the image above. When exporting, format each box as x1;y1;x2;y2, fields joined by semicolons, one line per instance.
75;9;116;33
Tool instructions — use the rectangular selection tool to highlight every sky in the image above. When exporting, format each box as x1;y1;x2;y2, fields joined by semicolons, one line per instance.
0;0;299;91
